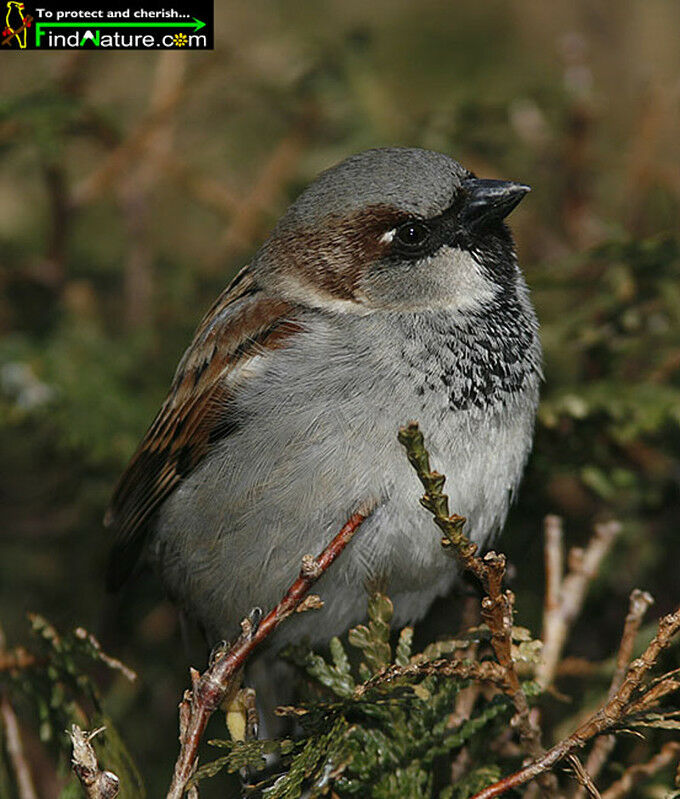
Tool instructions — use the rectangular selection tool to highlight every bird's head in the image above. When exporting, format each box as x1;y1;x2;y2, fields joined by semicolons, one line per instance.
257;147;530;314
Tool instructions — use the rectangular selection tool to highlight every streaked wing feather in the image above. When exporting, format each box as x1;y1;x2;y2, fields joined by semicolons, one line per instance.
105;266;302;589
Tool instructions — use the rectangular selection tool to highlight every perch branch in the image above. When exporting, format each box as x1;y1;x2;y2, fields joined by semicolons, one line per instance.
398;423;554;793
165;509;370;799
68;725;119;799
467;604;680;799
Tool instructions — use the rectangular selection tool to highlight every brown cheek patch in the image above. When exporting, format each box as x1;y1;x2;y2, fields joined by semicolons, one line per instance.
269;203;411;302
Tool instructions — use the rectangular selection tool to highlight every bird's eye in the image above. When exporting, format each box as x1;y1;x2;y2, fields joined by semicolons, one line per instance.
394;221;430;250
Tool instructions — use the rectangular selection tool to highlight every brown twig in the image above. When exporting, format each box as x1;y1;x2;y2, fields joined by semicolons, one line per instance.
567;754;602;799
352;657;508;699
158;155;240;220
208;125;309;271
71;56;208;208
118;52;187;328
0;695;38;799
467;604;680;799
397;423;554;793
599;741;680;799
449;595;482;729
73;628;138;683
166;509;369;799
572;589;654;799
68;725;119;799
41;161;69;288
0;619;38;799
537;515;620;689
0;648;42;672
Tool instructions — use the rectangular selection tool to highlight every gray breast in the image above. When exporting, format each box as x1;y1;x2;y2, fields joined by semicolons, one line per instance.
152;300;541;643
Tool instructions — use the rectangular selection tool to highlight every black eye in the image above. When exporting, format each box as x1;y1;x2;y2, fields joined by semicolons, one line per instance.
394;221;430;250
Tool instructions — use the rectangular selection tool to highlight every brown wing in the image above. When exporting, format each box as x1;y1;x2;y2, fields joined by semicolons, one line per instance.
105;266;302;589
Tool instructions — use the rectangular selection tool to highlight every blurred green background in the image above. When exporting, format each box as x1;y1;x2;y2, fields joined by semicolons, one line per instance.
1;0;679;795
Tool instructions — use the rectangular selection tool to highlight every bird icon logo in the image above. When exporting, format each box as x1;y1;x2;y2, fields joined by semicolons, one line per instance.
2;1;30;48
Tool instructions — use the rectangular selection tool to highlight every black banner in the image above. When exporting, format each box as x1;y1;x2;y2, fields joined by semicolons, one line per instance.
1;0;213;50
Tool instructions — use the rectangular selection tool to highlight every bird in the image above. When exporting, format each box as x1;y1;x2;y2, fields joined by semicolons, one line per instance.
105;147;542;710
4;1;28;48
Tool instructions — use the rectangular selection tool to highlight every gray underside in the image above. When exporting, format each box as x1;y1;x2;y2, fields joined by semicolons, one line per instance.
151;303;541;654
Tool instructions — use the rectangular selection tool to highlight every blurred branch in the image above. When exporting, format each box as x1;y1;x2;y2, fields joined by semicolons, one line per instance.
71;54;200;208
449;595;483;731
68;725;119;799
468;603;680;799
599;741;680;799
0;648;42;672
0;696;38;799
166;508;371;799
159;155;240;220
624;85;667;235
208;122;309;270
40;161;69;288
118;53;188;328
0;620;38;799
537;515;620;689
73;627;137;683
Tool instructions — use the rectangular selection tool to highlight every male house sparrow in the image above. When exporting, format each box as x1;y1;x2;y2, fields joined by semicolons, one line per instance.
106;148;541;677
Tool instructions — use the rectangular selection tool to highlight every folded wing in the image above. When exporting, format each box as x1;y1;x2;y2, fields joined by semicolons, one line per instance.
104;266;302;589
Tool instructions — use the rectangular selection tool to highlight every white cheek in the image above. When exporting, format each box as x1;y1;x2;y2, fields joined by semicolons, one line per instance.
424;245;498;310
270;273;371;315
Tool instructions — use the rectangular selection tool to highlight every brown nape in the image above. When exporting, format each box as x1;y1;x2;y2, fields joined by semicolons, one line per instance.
269;203;411;302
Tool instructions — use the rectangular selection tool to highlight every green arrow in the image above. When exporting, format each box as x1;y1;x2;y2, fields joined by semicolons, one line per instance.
36;17;206;46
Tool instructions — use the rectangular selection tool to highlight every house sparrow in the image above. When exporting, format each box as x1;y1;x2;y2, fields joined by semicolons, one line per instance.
106;147;541;680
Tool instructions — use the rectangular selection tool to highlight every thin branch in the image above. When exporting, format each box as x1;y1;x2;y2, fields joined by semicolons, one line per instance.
600;741;680;799
71;56;208;208
68;726;119;799
166;509;370;799
208;125;308;270
572;589;654;799
158;154;240;220
537;516;620;689
0;648;42;672
609;590;655;698
353;657;508;699
73;628;138;683
118;52;187;328
450;596;482;729
567;754;602;799
0;695;38;799
467;604;680;799
398;423;555;795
